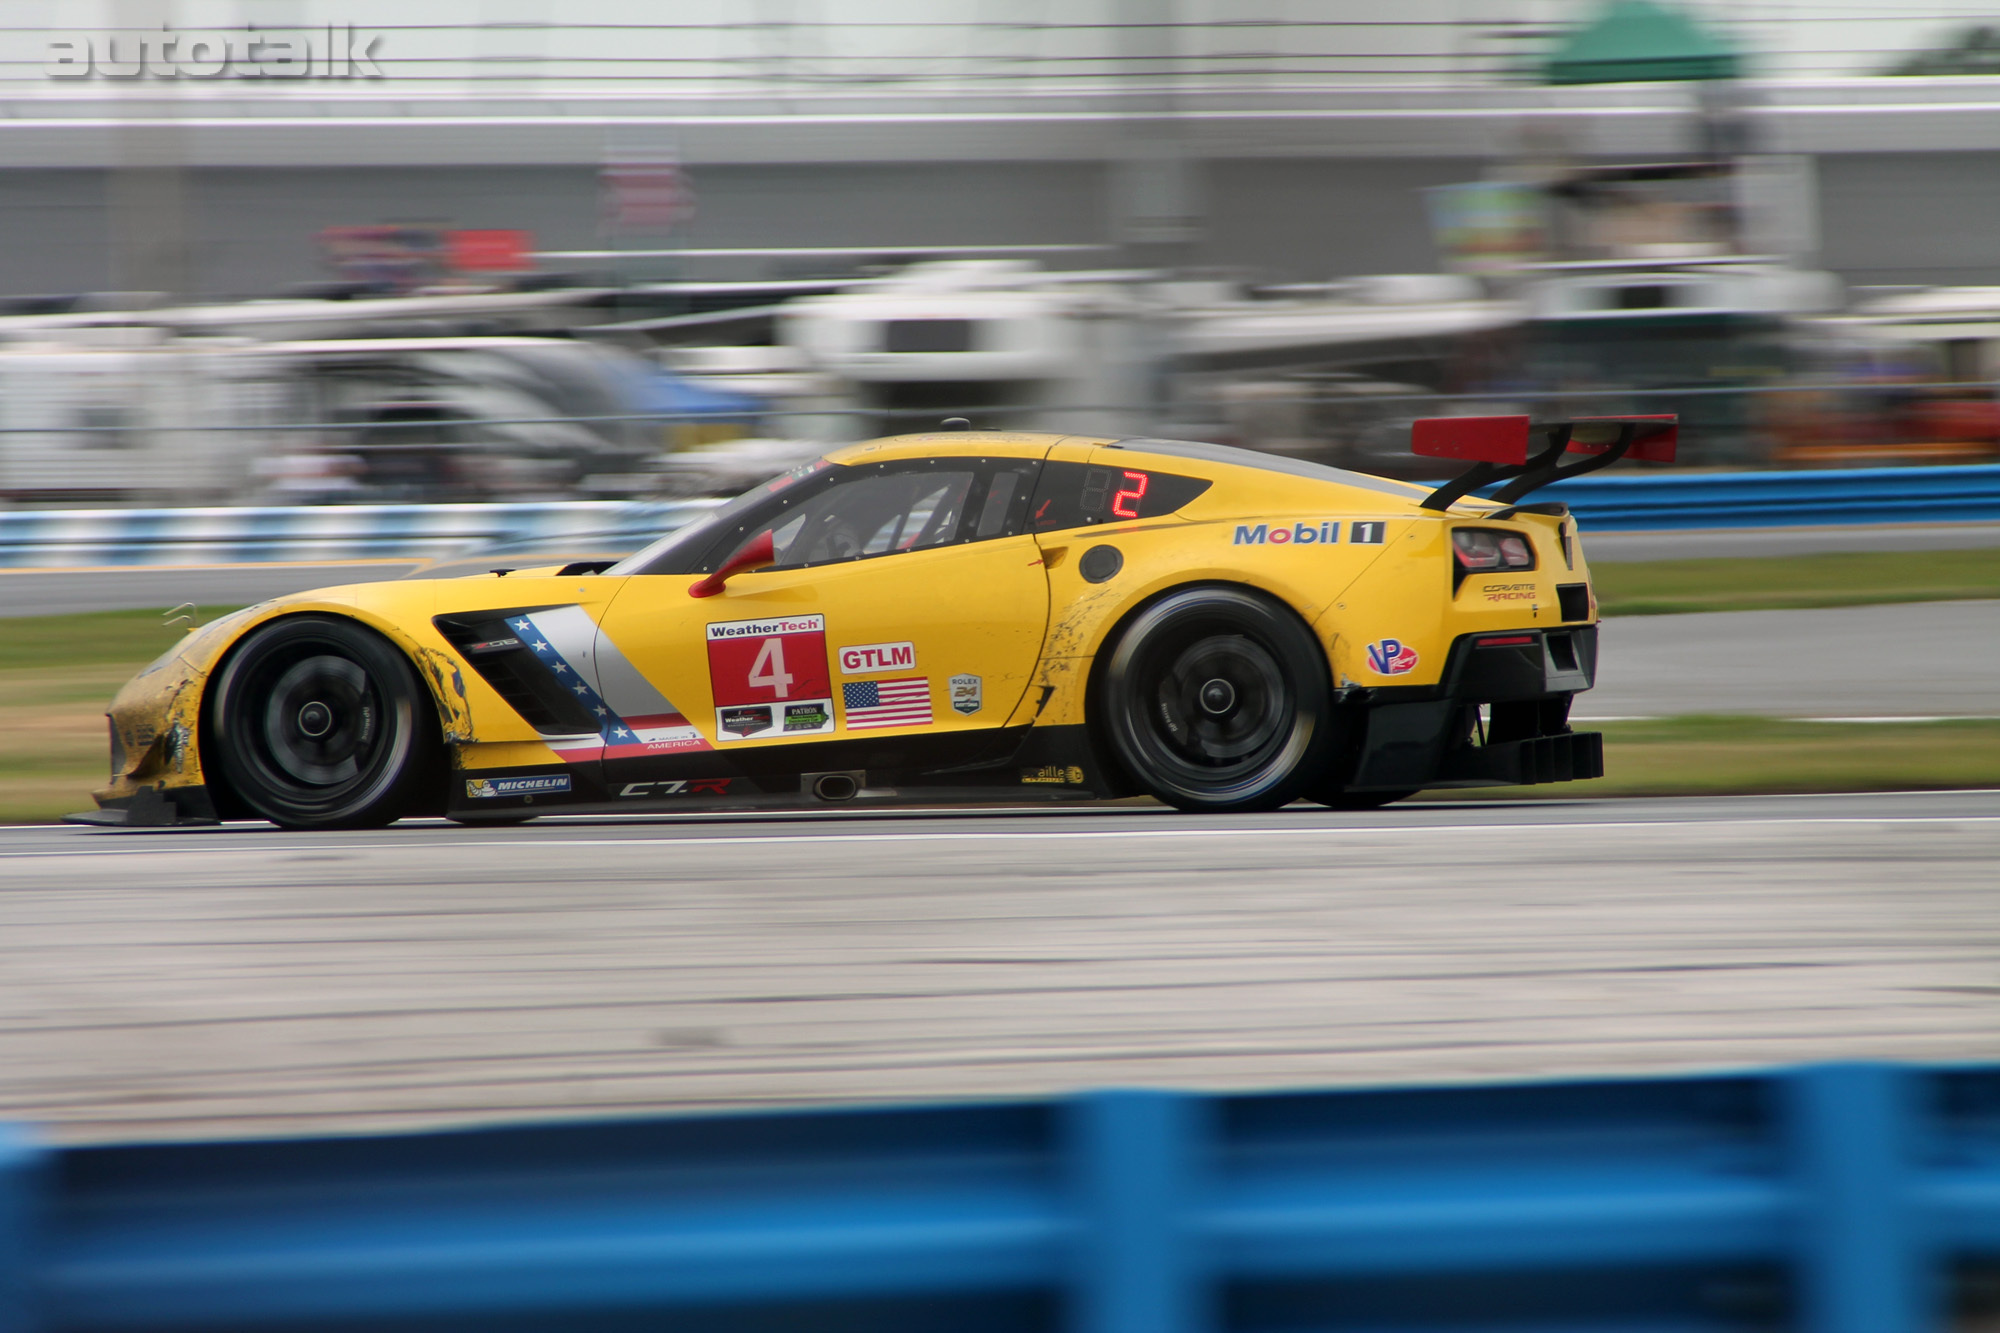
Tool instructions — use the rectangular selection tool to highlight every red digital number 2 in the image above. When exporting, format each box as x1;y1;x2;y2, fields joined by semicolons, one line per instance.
1111;470;1149;519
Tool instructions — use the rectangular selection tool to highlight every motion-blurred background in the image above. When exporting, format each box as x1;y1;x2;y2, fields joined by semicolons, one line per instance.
2;0;2000;506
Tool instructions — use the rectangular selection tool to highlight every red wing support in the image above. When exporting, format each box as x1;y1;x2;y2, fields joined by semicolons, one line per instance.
1415;416;1678;513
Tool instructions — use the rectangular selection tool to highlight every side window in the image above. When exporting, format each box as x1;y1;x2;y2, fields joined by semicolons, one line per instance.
767;469;976;568
732;457;1042;571
975;469;1024;538
1028;461;1212;532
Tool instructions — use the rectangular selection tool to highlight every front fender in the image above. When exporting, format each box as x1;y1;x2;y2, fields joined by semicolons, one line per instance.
91;584;469;816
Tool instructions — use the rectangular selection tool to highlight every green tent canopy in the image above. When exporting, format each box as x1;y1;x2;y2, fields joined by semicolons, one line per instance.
1545;0;1741;84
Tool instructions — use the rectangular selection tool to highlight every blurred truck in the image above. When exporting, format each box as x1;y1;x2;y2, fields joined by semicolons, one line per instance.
0;330;761;506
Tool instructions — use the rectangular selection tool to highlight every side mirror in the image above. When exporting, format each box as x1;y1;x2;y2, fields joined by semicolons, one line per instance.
688;531;776;599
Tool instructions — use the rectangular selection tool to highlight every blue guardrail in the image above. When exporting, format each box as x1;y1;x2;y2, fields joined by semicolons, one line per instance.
1543;462;2000;530
2;1061;1996;1331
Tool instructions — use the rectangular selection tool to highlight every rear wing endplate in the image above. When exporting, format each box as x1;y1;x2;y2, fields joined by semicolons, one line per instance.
1413;415;1678;513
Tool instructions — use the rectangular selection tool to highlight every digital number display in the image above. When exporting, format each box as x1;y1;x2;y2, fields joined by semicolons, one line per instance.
1111;470;1149;519
1030;462;1211;531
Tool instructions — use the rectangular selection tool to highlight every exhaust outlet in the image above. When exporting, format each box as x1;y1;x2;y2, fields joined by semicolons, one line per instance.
810;773;860;802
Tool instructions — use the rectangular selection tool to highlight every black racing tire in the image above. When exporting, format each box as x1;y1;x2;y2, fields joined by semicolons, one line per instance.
1313;788;1418;811
1096;586;1334;813
206;615;442;830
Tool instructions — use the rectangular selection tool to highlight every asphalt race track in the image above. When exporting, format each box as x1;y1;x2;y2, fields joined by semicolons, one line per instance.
1584;521;2000;562
0;561;421;617
2;791;1997;1144
1578;599;2000;718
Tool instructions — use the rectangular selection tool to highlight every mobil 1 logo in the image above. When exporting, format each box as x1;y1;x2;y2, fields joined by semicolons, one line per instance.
1231;520;1390;547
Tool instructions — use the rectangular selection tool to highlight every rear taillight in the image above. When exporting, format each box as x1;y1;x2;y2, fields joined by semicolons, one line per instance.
1452;527;1535;591
1452;528;1535;572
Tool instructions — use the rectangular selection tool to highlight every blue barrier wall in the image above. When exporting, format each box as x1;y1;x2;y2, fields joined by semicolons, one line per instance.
1544;462;2000;530
3;466;1999;567
2;1062;1995;1332
0;500;719;568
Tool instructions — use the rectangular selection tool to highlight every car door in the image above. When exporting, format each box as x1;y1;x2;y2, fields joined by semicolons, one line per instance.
591;453;1051;787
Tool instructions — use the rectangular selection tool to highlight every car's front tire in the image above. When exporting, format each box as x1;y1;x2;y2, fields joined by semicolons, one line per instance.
1097;586;1334;813
207;615;441;829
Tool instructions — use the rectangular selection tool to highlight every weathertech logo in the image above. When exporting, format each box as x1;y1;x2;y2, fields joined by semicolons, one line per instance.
707;615;824;640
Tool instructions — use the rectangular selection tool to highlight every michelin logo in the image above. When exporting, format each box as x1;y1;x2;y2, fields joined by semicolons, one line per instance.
466;774;572;799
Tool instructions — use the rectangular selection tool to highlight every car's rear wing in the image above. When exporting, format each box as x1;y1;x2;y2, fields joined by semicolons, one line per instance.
1412;415;1678;514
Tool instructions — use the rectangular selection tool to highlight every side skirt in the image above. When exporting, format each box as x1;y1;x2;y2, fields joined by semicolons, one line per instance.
448;724;1114;818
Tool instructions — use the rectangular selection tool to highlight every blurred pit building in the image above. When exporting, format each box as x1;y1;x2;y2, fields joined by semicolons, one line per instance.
1;1;1999;501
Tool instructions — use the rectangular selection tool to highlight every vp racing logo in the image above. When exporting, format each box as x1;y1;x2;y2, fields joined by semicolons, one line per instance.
1365;638;1419;676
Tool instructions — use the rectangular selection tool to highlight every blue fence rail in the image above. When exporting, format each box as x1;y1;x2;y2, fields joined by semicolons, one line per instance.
3;1062;1996;1332
1542;462;2000;530
0;500;719;569
2;465;1999;568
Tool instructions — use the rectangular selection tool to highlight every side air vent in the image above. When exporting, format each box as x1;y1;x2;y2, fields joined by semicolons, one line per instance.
1556;583;1590;622
433;613;600;734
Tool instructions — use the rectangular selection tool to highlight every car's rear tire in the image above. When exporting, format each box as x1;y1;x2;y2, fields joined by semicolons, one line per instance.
1096;586;1333;813
207;615;441;830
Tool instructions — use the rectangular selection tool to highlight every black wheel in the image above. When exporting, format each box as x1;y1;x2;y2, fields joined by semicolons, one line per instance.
1314;788;1417;811
1097;586;1334;812
207;615;442;829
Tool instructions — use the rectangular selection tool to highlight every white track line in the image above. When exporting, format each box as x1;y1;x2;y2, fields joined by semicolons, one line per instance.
5;788;1996;839
5;814;2000;859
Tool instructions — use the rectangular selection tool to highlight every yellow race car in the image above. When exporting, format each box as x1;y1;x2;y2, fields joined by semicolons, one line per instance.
79;416;1675;828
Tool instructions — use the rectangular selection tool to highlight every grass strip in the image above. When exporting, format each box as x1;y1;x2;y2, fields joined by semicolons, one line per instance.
1592;548;2000;616
0;607;241;672
0;610;240;823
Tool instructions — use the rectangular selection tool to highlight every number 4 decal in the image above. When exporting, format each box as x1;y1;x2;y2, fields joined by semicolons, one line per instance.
747;636;795;698
705;615;835;741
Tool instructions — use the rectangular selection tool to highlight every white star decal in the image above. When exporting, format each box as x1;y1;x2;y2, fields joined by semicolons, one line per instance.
512;619;529;631
552;663;568;673
594;706;608;716
613;727;629;738
573;684;588;695
532;640;548;651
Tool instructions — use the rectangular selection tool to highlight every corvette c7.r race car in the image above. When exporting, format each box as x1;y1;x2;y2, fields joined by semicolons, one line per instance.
79;415;1676;829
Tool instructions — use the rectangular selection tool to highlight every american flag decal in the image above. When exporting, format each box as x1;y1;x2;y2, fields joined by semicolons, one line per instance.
841;677;933;730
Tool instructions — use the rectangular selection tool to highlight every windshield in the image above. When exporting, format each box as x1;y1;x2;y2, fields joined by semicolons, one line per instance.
605;457;833;577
